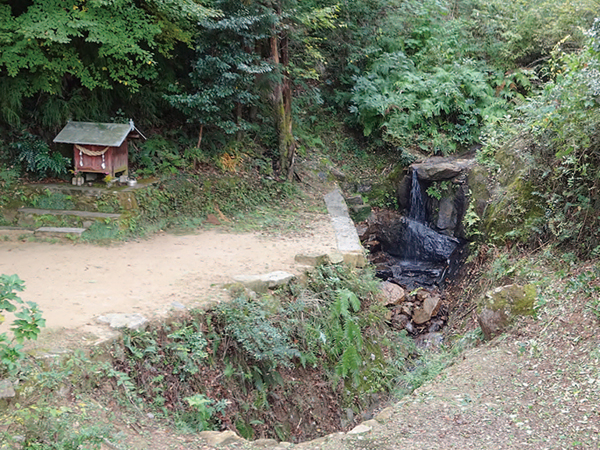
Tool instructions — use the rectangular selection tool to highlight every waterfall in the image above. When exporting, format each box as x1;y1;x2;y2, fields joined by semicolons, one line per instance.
374;167;461;288
408;169;426;224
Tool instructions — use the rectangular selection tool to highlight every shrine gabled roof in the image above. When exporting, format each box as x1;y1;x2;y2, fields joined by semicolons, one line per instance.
53;121;135;147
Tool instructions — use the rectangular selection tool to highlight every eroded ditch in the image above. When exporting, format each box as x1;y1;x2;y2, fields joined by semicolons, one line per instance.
110;264;410;443
108;160;477;444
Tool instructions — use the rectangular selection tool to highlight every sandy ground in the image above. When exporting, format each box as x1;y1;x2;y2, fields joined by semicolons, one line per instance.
0;217;336;343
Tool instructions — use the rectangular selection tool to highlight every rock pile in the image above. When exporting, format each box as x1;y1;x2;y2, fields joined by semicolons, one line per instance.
378;281;447;335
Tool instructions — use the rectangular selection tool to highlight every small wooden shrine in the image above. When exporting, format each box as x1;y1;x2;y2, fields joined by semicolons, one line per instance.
53;120;142;177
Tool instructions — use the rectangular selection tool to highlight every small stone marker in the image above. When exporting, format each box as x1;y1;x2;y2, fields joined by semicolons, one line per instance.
0;379;16;399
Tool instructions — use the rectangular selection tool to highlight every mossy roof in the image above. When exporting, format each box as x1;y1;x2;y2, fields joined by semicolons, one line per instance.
53;121;135;147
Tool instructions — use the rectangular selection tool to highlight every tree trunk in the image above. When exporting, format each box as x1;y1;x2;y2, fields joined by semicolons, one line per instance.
271;21;295;180
197;124;204;149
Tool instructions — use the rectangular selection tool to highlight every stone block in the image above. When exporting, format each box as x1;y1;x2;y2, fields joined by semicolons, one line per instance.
0;380;16;399
232;271;295;293
295;252;329;267
97;313;148;330
199;430;244;446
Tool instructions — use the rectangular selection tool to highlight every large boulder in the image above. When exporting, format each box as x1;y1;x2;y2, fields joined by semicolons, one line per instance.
412;158;474;181
477;284;536;340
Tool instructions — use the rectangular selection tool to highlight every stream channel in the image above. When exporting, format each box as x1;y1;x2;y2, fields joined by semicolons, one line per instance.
359;166;468;336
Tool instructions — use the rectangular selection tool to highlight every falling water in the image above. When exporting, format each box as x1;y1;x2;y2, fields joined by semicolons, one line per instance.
372;167;461;289
408;169;426;224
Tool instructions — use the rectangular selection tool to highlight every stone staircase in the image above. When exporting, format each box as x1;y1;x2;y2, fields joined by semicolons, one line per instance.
1;182;146;241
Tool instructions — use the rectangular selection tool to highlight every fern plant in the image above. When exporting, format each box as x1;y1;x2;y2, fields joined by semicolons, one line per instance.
10;133;69;179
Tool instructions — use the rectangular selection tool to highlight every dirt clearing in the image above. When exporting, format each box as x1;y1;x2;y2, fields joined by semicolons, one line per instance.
0;216;336;343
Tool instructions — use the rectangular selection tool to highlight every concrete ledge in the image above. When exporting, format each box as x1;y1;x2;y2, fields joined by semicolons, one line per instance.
323;189;367;268
19;208;120;219
35;227;86;239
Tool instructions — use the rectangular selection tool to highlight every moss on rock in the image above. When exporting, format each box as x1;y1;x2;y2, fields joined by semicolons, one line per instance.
477;284;536;340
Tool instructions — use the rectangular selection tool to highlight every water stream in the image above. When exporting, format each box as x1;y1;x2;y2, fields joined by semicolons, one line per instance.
372;168;462;290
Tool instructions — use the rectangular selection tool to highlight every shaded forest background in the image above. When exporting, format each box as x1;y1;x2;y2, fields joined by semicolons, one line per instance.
1;0;600;255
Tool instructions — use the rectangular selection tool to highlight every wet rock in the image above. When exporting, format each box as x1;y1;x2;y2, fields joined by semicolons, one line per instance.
477;284;536;340
380;217;459;263
400;302;414;317
436;197;458;234
363;239;381;253
428;319;445;332
415;332;444;349
396;174;411;211
391;313;413;333
412;293;442;324
415;162;462;181
97;313;148;330
380;282;407;306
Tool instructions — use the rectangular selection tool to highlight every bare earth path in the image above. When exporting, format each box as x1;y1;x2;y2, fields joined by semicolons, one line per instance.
0;216;336;344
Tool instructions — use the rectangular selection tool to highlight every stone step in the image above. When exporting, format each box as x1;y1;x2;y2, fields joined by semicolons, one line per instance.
34;227;87;239
18;208;121;219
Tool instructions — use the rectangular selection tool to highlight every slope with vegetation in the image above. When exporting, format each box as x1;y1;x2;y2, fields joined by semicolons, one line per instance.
1;0;600;448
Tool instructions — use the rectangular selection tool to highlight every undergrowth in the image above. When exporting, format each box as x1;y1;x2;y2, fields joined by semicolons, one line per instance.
103;264;463;442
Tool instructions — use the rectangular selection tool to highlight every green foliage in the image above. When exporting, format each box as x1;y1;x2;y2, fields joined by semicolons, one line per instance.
0;274;45;376
135;171;294;229
481;24;600;255
165;4;273;137
0;163;21;209
0;0;216;129
30;189;74;210
464;0;598;67
216;295;301;369
426;181;453;201
130;135;186;177
10;133;69;179
180;393;229;432
350;53;500;153
1;351;113;449
1;402;109;449
122;321;209;383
